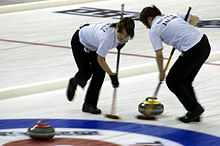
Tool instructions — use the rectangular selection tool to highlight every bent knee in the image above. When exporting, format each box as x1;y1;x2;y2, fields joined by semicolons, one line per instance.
166;75;180;89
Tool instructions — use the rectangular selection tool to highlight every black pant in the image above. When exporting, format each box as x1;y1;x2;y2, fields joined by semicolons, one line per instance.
166;35;211;112
71;30;106;107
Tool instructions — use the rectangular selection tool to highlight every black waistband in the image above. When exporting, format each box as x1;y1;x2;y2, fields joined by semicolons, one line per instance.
79;23;90;29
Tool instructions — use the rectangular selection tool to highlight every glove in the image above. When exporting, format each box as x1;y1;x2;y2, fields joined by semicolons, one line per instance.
116;43;125;51
110;74;119;88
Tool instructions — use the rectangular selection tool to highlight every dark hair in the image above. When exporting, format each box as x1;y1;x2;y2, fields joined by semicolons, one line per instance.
139;5;161;27
111;17;135;39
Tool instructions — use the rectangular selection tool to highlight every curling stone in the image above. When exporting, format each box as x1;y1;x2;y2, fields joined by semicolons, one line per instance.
27;119;55;140
138;97;164;115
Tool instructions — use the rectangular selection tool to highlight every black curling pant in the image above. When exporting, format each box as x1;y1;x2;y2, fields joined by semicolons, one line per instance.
166;35;211;112
71;30;105;108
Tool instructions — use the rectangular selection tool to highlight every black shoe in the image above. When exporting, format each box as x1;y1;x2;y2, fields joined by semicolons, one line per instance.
178;106;204;123
186;112;201;122
193;117;201;122
82;103;101;114
66;78;77;101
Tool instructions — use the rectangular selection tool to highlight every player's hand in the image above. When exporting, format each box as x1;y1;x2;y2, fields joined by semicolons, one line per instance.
109;74;119;88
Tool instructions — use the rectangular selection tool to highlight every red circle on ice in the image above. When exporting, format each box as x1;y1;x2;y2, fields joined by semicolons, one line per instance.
3;138;120;146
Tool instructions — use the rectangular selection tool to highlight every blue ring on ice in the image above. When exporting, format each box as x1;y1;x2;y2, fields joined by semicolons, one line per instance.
0;119;219;146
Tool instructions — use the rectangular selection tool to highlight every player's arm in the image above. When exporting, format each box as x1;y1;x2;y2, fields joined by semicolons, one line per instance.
155;49;165;81
97;55;114;75
189;15;199;26
97;55;119;88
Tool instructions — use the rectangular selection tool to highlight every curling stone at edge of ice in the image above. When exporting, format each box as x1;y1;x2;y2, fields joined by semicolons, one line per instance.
138;100;164;115
27;123;55;140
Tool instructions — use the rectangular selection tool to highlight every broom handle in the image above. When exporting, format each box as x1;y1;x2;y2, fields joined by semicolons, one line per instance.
153;48;175;97
152;7;192;98
110;4;124;115
111;48;121;114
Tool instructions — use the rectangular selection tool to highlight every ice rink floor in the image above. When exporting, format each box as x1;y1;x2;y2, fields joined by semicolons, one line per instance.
0;0;220;145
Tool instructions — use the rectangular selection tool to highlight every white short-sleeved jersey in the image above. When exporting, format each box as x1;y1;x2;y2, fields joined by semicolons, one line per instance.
79;23;121;57
149;13;203;52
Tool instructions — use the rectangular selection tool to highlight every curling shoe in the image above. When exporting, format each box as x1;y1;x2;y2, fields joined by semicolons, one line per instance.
82;103;101;114
182;113;201;122
193;117;201;122
178;106;204;123
66;78;77;101
185;112;201;122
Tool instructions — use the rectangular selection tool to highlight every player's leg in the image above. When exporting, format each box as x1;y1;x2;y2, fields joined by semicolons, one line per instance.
82;52;105;114
67;30;92;101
